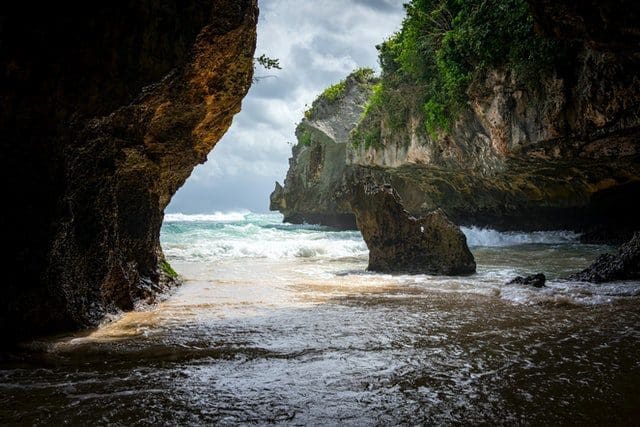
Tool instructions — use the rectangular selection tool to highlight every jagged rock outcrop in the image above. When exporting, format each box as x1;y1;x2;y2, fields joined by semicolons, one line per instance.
350;183;476;275
507;273;546;288
270;69;376;229
569;232;640;283
346;160;640;237
0;1;258;341
346;52;640;242
274;1;639;244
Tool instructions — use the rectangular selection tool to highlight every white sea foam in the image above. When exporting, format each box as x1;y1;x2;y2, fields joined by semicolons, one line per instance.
161;213;367;262
164;211;250;222
163;236;368;262
160;212;639;306
462;226;580;247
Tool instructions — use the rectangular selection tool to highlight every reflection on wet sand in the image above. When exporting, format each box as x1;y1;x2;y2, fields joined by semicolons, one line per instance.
2;247;640;424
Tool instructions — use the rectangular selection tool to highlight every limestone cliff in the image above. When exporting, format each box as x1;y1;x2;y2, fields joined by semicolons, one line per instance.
273;0;640;244
271;69;377;228
0;1;258;341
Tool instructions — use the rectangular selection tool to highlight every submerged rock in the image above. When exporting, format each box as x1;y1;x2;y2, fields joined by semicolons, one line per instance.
569;232;640;283
507;273;546;288
350;183;476;275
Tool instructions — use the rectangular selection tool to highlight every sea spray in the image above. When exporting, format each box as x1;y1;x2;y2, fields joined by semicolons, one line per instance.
461;226;580;247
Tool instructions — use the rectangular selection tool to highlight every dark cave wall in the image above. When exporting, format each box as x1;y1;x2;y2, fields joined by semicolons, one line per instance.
0;1;258;341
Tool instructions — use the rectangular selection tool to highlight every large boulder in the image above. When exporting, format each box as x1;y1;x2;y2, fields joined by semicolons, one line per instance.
349;182;476;275
569;232;640;283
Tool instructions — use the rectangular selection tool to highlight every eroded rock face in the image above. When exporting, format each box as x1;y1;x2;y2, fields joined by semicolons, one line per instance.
333;3;640;242
569;232;640;283
345;48;640;240
527;0;640;53
269;70;375;228
346;161;640;242
0;1;258;341
273;4;639;243
350;183;476;275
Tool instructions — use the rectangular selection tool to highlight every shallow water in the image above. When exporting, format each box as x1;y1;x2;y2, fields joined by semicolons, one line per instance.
2;213;639;425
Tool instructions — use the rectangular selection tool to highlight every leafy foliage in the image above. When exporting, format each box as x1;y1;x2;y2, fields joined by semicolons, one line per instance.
304;108;313;120
369;0;567;137
362;82;383;119
351;125;382;150
256;54;282;70
299;129;312;147
321;80;348;103
352;67;376;83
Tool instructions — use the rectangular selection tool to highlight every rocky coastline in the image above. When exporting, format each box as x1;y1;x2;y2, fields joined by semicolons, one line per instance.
271;0;640;260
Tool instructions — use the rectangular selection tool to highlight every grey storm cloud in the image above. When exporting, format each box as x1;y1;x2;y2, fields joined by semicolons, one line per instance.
167;0;405;214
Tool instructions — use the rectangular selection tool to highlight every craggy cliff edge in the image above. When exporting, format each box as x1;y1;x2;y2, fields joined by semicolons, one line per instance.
0;2;258;341
270;70;377;229
272;1;640;243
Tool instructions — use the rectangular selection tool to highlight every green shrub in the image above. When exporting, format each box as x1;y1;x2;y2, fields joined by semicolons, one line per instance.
362;82;383;119
321;80;347;103
352;67;375;83
299;129;312;146
375;0;567;135
351;124;383;150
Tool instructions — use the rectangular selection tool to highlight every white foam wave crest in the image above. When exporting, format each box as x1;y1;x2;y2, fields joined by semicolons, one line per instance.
462;226;579;247
356;269;640;307
163;236;368;262
165;211;250;222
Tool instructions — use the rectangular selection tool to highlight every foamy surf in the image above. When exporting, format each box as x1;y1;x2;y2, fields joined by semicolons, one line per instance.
164;211;250;222
159;212;638;307
161;212;366;262
461;226;580;247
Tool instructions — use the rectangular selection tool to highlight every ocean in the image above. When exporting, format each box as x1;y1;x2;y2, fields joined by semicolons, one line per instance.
1;212;639;424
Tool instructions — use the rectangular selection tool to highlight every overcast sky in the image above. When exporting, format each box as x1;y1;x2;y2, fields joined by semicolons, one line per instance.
167;0;406;214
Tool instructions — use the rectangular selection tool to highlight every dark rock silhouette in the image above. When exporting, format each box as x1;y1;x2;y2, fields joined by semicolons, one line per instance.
507;273;547;288
0;1;258;341
350;183;476;275
570;232;640;283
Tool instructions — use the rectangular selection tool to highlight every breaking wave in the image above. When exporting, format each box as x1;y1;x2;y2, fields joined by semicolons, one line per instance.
165;211;250;222
461;226;580;247
161;212;366;262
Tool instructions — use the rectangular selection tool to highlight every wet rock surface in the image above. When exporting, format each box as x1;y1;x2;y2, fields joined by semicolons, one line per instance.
569;232;640;283
349;183;476;275
0;1;258;341
507;274;547;288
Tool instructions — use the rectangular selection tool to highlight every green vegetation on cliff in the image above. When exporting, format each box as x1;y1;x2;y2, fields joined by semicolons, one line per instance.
160;259;178;279
305;68;376;119
354;0;567;141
